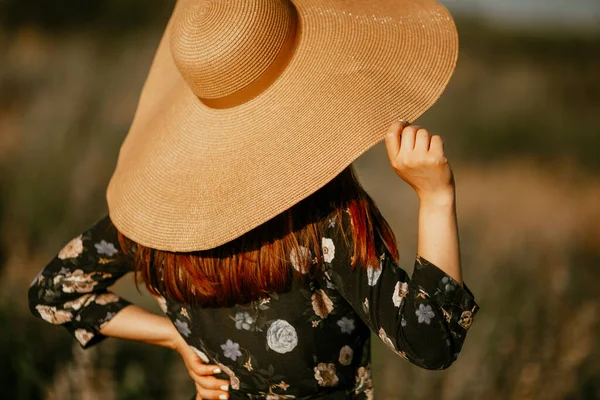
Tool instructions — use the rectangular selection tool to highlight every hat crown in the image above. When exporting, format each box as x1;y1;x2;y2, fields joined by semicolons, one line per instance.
170;0;298;101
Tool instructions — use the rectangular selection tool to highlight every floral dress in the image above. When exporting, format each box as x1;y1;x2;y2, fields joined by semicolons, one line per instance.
28;209;479;399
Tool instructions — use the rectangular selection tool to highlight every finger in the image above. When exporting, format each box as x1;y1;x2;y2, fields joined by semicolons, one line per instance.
195;376;231;391
188;371;230;390
429;135;444;156
414;128;431;152
194;385;203;400
191;363;223;376
195;381;229;400
384;120;408;162
400;125;420;152
188;368;229;387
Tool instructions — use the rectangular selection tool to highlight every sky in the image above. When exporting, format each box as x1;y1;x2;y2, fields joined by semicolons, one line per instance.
441;0;600;29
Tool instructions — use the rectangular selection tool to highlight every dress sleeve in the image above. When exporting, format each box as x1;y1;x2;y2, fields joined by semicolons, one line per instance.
319;208;480;370
27;213;135;349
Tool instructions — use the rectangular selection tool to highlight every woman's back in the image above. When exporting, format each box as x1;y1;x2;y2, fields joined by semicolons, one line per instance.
28;201;477;399
27;0;478;394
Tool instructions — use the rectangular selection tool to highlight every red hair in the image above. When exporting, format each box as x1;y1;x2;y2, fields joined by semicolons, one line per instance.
117;165;399;307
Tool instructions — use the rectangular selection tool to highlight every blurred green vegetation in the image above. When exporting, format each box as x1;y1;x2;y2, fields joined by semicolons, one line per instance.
0;0;175;33
424;17;600;171
1;2;599;399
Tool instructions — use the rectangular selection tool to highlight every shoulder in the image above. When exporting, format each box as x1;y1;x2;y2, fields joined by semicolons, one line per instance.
84;213;135;260
83;213;119;243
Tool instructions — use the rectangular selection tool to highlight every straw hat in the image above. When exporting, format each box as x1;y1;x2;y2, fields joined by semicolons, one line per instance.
106;0;459;252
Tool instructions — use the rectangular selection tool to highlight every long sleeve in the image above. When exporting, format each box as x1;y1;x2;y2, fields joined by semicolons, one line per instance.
319;208;479;370
28;213;134;349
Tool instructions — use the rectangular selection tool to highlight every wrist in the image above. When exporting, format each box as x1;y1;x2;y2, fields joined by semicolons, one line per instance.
156;317;184;351
170;330;188;353
417;188;455;208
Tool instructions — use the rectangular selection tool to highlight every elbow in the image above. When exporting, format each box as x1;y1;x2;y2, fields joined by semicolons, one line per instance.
27;282;50;323
421;352;458;371
27;282;42;317
412;352;458;371
27;282;72;325
412;346;458;371
400;334;460;371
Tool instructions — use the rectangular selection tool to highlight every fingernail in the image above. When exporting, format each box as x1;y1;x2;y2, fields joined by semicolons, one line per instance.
214;368;221;374
397;119;409;125
220;385;229;391
219;395;228;400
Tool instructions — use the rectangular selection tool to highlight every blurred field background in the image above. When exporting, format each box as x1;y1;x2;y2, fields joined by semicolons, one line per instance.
1;0;599;399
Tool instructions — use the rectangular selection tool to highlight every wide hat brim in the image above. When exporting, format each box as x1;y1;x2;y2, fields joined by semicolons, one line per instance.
107;0;458;252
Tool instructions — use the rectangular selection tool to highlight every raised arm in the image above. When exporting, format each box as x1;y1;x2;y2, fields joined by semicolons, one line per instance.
317;121;478;370
384;120;462;284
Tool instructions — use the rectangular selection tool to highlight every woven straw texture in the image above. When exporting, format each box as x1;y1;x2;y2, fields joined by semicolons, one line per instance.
106;0;459;251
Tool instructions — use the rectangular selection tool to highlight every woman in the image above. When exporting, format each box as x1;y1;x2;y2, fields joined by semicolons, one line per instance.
28;0;479;398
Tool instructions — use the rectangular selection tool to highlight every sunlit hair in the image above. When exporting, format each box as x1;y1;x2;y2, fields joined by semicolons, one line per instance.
117;165;399;307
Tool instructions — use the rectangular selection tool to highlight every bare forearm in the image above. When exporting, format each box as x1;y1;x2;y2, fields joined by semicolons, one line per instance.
99;304;180;350
417;191;463;286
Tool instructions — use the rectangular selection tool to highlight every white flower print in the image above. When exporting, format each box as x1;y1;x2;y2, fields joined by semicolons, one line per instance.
336;317;355;334
94;240;119;256
378;328;396;352
54;269;98;293
441;276;456;292
58;235;83;260
266;319;298;354
95;293;120;305
415;304;435;324
216;362;241;390
35;305;73;324
174;319;191;337
392;281;409;308
362;298;369;314
221;339;242;361
338;345;353;366
180;307;190;319
312;290;334;319
321;237;335;263
314;363;339;387
63;294;95;310
354;365;372;394
154;295;168;314
366;265;382;286
74;329;94;346
234;311;254;330
327;215;337;228
289;246;311;274
190;346;210;363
